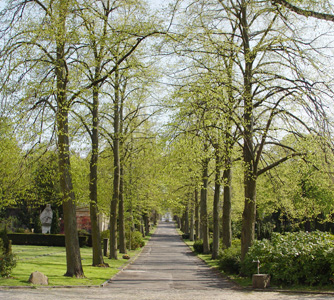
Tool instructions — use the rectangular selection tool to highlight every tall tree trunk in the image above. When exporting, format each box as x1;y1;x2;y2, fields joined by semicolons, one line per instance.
143;213;150;236
184;205;189;235
240;0;257;261
222;162;232;249
55;0;83;278
89;85;104;266
109;67;121;260
200;157;210;254
119;166;126;253
190;204;195;241
195;188;200;240
58;109;84;277
212;151;221;260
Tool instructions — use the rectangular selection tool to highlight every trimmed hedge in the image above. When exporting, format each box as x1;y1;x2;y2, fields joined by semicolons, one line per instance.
8;233;88;247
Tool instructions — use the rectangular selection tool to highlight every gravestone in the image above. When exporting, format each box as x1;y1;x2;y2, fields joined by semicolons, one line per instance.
40;204;53;234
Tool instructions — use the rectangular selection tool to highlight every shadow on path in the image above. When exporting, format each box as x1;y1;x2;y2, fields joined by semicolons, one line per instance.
106;222;236;291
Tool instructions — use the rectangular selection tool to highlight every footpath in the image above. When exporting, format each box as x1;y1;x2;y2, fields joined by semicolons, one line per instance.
0;222;333;299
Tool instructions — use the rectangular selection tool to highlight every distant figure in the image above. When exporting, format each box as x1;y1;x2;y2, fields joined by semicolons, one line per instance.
40;204;53;234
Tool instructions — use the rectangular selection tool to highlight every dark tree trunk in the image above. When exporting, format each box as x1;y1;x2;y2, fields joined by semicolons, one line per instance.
212;152;221;260
58;109;84;277
143;213;150;236
109;67;121;260
55;1;83;277
222;164;232;249
89;86;104;266
195;188;200;240
119;166;126;254
181;213;185;233
190;204;195;241
184;206;189;235
200;157;210;254
240;0;257;261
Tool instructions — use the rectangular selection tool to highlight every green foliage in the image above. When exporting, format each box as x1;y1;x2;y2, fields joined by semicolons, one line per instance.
126;231;145;250
242;231;334;285
0;228;16;277
33;214;42;234
51;209;60;234
100;229;110;242
219;239;241;274
193;239;204;253
0;226;10;254
193;239;213;254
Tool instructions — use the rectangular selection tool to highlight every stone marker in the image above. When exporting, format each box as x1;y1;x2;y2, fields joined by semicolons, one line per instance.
252;274;270;289
28;271;48;285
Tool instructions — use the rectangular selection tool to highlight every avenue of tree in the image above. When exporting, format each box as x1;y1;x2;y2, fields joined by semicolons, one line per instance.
1;0;334;277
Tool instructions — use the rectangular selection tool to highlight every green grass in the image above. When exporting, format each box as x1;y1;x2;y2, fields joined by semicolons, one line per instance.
0;226;157;287
0;245;142;287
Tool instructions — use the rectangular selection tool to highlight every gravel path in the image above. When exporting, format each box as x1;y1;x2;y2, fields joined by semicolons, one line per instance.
0;222;333;300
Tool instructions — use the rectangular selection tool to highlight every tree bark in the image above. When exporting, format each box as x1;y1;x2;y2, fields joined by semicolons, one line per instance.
212;151;221;260
240;0;257;261
55;0;83;278
143;213;150;236
222;163;232;249
89;84;104;266
195;188;200;240
109;67;121;260
184;206;189;235
119;166;126;254
200;156;210;254
190;203;195;241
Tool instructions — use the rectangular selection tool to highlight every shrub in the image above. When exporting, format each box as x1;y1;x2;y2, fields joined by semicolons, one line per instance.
33;215;42;234
0;228;16;277
127;230;145;250
193;239;204;253
51;209;60;234
219;239;241;274
242;231;334;285
100;229;110;242
193;239;213;254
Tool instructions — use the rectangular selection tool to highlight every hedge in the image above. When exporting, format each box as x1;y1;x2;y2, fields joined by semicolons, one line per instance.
242;231;334;285
8;233;89;247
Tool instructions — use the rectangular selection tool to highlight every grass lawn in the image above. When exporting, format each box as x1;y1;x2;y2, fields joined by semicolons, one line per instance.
0;230;155;287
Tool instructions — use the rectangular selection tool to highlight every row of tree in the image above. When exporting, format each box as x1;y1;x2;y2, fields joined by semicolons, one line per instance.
1;0;334;279
161;0;334;260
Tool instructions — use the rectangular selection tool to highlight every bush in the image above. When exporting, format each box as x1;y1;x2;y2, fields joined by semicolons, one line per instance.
242;231;334;285
193;239;204;253
33;214;42;234
51;209;60;234
0;228;16;277
127;230;145;250
100;229;110;242
193;239;213;254
100;230;145;250
219;239;241;274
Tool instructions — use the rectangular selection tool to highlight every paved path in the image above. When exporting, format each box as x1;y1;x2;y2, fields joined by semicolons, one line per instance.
105;221;233;290
0;222;334;299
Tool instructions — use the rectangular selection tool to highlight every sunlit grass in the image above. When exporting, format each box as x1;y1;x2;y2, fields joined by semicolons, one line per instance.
0;245;142;287
0;226;157;287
